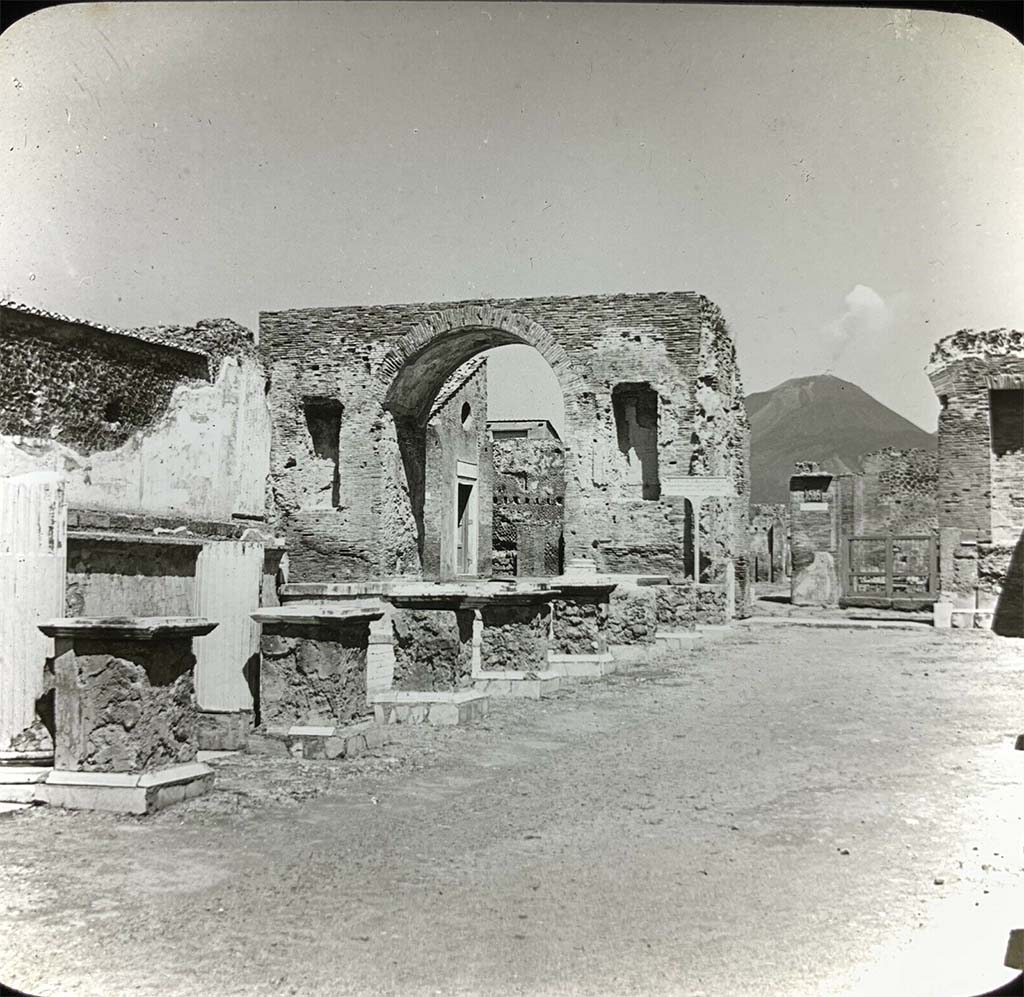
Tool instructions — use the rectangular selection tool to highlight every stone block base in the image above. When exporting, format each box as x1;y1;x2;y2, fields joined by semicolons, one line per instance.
473;670;562;699
655;631;705;653
197;710;253;751
372;691;490;726
951;610;995;630
260;719;386;760
608;643;652;666
546;653;618;678
42;762;214;815
0;767;50;804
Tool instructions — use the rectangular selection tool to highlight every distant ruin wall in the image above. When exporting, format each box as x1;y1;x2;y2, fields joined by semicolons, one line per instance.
857;448;938;535
261;293;750;588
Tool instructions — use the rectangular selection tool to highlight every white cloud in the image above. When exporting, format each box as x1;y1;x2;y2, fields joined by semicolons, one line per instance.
824;284;894;350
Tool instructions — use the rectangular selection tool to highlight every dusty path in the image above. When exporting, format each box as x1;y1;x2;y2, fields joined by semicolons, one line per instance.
2;625;1023;997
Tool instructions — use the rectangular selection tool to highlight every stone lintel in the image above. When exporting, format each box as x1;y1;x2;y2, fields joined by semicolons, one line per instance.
38;616;218;641
251;605;383;626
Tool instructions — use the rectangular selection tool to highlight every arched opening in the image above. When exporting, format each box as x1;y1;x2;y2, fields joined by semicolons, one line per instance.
382;316;571;581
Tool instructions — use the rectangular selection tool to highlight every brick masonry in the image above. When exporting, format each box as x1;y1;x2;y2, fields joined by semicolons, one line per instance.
260;293;750;603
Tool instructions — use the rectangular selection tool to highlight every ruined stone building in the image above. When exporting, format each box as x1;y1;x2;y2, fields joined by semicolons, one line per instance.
928;328;1024;634
0;301;279;760
260;293;751;603
490;420;565;577
787;449;939;608
749;503;789;583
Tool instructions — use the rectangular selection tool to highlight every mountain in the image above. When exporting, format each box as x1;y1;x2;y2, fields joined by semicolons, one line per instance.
744;374;936;504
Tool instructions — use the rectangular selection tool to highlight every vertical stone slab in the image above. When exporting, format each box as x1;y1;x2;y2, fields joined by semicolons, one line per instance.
0;471;67;756
193;541;263;712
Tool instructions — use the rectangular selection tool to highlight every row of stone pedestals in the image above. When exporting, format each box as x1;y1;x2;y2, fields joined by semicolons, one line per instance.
3;564;732;816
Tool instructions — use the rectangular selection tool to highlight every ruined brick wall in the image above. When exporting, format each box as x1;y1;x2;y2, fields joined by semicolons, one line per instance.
928;329;1024;632
1;304;270;522
261;293;749;587
788;464;837;574
422;360;493;579
750;502;789;582
492;438;565;576
857;448;938;535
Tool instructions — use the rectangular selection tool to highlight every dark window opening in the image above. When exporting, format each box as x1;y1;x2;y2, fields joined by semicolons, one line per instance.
303;397;343;507
104;397;123;423
991;389;1024;457
460;402;473;429
612;383;660;500
493;429;529;440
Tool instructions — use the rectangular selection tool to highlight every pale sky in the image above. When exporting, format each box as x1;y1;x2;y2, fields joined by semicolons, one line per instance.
2;3;1022;433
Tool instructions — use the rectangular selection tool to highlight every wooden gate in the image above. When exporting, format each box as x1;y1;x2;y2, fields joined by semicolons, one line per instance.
840;533;938;610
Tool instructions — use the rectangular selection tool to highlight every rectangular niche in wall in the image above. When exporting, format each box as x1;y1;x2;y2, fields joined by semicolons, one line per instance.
302;396;343;509
612;383;660;500
990;389;1024;457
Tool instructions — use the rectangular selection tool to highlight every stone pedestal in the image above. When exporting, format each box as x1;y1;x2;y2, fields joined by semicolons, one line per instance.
36;616;217;814
251;604;383;728
548;579;617;678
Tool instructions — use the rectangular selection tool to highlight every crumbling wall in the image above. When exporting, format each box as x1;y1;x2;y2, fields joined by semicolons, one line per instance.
750;503;789;582
261;294;750;585
928;329;1024;632
857;448;938;535
1;307;270;522
492;438;565;576
696;584;728;625
654;581;697;630
605;583;658;646
480;603;551;670
259;622;370;727
550;595;608;655
390;607;474;690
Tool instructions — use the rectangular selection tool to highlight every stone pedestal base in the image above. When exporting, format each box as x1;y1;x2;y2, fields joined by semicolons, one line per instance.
546;653;617;678
371;690;489;726
473;670;563;699
256;719;387;760
42;762;213;815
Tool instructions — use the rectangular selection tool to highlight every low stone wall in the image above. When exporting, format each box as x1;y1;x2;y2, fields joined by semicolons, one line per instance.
551;596;606;654
606;584;658;645
260;621;372;726
391;607;474;691
53;635;200;772
480;602;551;671
696;584;728;625
653;581;697;630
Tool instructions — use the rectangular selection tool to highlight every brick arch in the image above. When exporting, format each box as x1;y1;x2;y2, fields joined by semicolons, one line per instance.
380;304;584;421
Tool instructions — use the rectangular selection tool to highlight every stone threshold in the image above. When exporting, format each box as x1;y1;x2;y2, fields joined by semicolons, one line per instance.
370;690;490;726
41;762;214;815
258;719;386;760
472;669;563;699
546;653;618;678
0;766;51;804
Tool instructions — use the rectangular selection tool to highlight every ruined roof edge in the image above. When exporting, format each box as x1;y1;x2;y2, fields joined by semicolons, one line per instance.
926;327;1024;376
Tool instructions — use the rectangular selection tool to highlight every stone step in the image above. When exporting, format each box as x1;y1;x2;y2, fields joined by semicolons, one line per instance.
654;631;703;652
258;720;387;760
0;767;51;804
473;671;563;699
0;801;32;817
371;690;490;726
546;653;618;678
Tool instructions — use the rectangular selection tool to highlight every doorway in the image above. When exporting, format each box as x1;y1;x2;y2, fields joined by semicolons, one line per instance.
456;475;478;576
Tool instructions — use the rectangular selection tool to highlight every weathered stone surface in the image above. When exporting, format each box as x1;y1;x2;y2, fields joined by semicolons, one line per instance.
196;710;252;752
259;621;371;727
551;596;606;654
480;603;551;671
654;582;697;630
606;585;657;646
695;584;728;625
391;608;474;691
791;552;840;607
52;636;201;773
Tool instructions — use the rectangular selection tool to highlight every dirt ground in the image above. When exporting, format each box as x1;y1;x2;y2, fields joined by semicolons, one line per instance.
2;622;1023;997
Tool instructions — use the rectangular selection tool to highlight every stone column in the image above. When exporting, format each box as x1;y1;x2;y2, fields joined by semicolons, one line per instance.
193;540;264;748
37;617;217;814
0;471;67;762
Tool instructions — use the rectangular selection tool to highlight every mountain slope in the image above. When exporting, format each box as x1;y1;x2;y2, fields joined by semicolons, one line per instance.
745;374;936;504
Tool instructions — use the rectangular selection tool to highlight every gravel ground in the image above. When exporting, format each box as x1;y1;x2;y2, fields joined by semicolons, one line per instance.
2;624;1023;997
